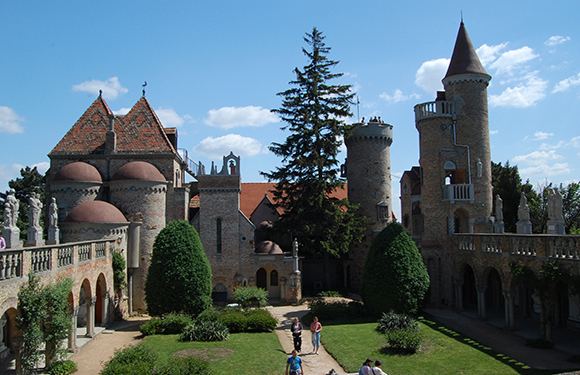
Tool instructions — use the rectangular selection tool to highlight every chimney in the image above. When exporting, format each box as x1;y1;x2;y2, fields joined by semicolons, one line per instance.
106;114;117;154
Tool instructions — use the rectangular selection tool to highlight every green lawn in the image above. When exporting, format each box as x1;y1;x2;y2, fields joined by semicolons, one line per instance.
142;331;287;375
322;318;570;375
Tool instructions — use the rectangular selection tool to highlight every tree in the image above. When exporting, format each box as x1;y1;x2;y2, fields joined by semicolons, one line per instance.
360;223;430;316
42;278;73;368
262;27;366;288
145;220;212;317
0;166;46;239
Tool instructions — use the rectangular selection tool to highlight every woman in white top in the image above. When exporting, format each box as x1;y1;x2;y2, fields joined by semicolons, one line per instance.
371;359;388;375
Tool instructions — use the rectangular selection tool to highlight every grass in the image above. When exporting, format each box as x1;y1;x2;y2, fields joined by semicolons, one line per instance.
322;318;575;375
142;331;287;375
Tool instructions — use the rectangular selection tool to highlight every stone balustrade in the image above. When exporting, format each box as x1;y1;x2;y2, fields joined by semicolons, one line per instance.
414;100;454;121
454;233;580;261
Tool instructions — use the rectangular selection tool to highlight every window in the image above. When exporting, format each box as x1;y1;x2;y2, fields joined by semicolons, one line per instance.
270;270;278;286
216;218;222;254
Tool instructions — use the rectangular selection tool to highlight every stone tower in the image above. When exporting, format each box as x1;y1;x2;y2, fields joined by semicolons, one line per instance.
414;21;492;249
345;119;393;290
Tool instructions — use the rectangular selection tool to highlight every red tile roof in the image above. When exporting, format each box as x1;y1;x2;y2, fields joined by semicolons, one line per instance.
50;96;177;156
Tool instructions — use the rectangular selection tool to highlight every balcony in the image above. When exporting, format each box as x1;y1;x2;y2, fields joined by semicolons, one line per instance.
414;101;454;122
442;184;473;203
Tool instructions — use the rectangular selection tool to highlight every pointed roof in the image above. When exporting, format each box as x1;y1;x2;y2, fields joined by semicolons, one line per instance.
49;96;112;155
50;96;177;156
444;22;489;79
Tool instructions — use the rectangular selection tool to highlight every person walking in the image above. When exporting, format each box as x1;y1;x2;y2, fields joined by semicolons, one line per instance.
291;317;303;352
286;349;304;375
371;359;388;375
310;316;322;354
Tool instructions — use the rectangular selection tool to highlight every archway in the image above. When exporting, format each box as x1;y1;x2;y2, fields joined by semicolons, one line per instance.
484;268;503;313
453;207;470;234
255;266;281;299
555;281;569;327
0;307;19;359
78;279;95;337
462;265;477;310
95;273;107;326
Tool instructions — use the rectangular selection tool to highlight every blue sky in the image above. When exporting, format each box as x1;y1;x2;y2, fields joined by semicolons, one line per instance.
1;1;580;217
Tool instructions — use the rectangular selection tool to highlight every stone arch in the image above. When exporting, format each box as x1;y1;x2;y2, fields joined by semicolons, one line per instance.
95;273;108;326
77;278;96;337
0;298;20;357
482;266;504;313
212;283;228;303
255;265;281;299
453;207;470;234
460;263;478;310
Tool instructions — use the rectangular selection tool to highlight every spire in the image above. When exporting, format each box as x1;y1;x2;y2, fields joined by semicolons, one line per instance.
444;22;489;79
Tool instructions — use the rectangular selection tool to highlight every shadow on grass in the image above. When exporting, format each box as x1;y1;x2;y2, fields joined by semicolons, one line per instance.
419;316;572;375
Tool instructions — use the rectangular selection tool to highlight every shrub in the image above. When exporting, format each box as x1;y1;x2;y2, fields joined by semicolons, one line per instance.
233;286;269;308
385;327;423;353
154;357;211;375
112;250;126;292
308;299;365;321
196;307;223;323
317;291;342;297
47;360;77;375
360;223;430;316
140;313;193;336
218;308;277;333
525;338;554;349
179;321;230;342
376;311;419;333
145;220;212;317
100;344;157;375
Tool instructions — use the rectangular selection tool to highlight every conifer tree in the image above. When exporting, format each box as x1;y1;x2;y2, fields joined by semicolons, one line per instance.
262;28;366;288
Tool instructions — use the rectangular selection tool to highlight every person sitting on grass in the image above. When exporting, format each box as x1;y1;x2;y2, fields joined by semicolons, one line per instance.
371;359;387;375
286;349;304;375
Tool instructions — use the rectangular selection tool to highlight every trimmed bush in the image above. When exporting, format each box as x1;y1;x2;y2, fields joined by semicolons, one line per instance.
47;360;77;375
196;307;223;323
100;344;157;375
308;298;365;321
360;223;430;316
145;221;212;317
179;321;230;342
140;312;193;336
218;308;277;333
233;286;269;308
376;311;419;333
317;291;342;297
385;327;423;353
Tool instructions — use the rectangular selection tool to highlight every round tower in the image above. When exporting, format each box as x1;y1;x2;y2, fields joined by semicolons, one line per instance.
345;119;393;290
415;21;492;248
109;161;168;312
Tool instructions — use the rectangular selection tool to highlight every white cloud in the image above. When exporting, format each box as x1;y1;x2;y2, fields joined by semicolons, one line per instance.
490;130;499;135
520;163;571;177
415;58;449;93
155;107;193;127
489;72;547;108
513;150;562;165
113;107;131;116
539;140;566;150
489;46;538;76
32;162;50;175
552;72;580;93
570;136;580;148
0;162;49;194
476;43;508;67
72;77;128;100
533;131;553;141
545;36;570;47
204;106;279;130
0;106;25;134
379;89;420;104
193;134;262;159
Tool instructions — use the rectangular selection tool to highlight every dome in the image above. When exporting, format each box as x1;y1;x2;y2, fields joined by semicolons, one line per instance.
53;162;102;183
258;221;273;230
111;161;166;182
63;201;127;223
255;240;283;255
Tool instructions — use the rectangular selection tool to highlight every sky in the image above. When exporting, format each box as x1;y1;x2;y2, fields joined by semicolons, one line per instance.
1;1;580;217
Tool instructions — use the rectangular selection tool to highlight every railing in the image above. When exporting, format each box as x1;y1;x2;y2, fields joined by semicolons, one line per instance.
442;184;473;203
178;148;200;176
454;233;580;262
0;239;117;283
414;101;454;121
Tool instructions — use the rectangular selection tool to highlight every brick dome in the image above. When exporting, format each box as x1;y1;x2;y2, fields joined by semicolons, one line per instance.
255;240;283;255
63;201;127;223
111;161;166;182
53;162;102;183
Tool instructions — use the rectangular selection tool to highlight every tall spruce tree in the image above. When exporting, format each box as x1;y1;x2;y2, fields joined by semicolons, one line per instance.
262;28;366;289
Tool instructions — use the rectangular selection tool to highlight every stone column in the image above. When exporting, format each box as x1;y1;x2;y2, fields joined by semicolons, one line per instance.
13;336;23;375
85;297;96;338
68;308;78;352
102;291;110;327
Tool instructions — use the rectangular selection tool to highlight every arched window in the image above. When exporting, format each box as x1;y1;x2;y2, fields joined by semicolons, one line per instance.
256;268;267;289
216;218;222;254
270;270;279;286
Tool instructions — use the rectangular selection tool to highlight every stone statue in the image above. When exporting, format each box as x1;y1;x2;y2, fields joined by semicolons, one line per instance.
28;192;42;229
49;197;58;228
554;189;564;221
292;238;298;258
495;194;503;222
518;193;530;221
548;188;556;221
6;189;18;226
3;203;12;228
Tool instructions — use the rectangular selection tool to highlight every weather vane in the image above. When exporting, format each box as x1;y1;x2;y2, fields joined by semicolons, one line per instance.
142;81;147;97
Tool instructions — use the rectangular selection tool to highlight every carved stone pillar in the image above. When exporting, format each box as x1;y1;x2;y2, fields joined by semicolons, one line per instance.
101;291;110;327
68;308;78;352
85;297;96;338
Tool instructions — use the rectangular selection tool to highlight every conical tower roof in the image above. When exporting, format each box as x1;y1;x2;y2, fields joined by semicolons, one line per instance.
444;22;489;79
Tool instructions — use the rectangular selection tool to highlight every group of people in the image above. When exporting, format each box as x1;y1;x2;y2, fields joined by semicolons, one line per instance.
286;317;387;375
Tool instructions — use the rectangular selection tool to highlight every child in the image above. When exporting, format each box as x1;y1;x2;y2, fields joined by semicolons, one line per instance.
286;349;304;375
